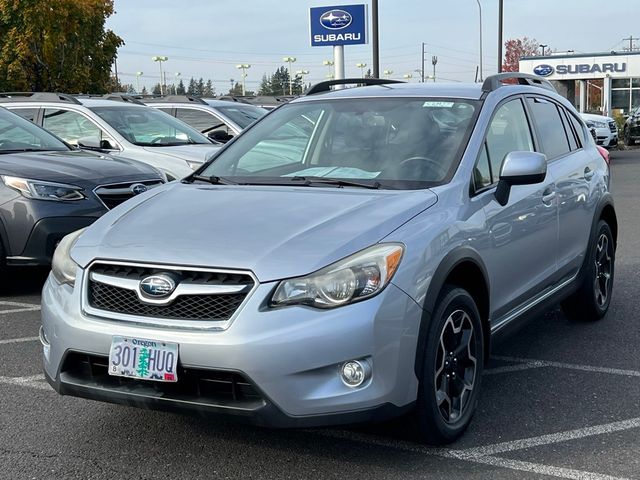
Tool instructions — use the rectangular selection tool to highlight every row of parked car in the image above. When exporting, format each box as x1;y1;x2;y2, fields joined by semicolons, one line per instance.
0;92;269;277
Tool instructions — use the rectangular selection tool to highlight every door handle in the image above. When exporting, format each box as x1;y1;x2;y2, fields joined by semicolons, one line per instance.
542;188;556;206
584;167;595;181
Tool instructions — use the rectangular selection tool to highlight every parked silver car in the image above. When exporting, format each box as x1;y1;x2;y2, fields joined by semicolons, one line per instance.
580;113;618;148
0;93;221;180
144;95;267;143
42;75;616;444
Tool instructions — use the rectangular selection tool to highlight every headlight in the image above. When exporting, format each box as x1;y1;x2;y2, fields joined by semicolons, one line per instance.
51;228;86;286
593;121;608;128
271;243;404;309
186;160;202;171
2;176;85;201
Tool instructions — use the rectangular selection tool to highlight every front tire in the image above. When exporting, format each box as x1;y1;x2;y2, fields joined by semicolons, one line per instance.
416;286;484;444
562;220;615;321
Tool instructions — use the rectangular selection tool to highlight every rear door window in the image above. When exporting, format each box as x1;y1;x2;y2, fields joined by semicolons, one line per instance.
9;107;39;123
526;97;571;159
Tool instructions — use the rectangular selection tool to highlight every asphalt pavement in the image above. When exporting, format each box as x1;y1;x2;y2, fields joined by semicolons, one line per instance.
0;149;639;479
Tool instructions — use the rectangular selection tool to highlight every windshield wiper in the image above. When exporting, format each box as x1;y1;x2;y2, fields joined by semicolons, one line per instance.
0;148;52;154
288;176;383;190
188;174;237;185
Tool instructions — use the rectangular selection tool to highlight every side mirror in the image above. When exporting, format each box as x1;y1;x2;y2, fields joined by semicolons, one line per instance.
100;138;117;150
208;130;233;143
495;151;547;206
77;135;101;150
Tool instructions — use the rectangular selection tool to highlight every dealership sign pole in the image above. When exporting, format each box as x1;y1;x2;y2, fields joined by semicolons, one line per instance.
310;4;368;84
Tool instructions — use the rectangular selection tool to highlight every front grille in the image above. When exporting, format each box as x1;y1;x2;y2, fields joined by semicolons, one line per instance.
61;352;265;410
94;180;163;209
89;282;246;320
608;121;617;133
86;262;254;322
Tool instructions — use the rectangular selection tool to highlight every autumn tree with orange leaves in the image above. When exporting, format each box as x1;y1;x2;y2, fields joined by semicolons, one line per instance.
502;37;550;72
0;0;123;92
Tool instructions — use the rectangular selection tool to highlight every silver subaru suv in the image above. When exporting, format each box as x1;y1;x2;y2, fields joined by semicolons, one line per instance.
42;74;617;444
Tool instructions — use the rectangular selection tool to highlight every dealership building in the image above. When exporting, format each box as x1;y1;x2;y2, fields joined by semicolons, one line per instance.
519;51;640;115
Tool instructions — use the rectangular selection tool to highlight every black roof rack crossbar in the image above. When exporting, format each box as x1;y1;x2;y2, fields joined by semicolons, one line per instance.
481;73;556;93
305;78;405;96
143;95;207;105
100;93;146;105
0;92;82;104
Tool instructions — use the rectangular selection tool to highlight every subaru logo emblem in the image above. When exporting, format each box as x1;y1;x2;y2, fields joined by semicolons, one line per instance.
320;9;352;30
131;183;148;195
533;64;554;77
140;274;176;298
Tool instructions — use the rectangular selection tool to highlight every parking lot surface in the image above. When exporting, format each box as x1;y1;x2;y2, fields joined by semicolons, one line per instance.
1;149;639;480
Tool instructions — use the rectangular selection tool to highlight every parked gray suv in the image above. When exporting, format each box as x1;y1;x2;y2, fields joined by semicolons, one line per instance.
42;74;617;444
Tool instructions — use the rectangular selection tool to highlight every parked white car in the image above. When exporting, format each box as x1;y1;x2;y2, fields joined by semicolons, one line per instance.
0;93;221;180
580;113;618;149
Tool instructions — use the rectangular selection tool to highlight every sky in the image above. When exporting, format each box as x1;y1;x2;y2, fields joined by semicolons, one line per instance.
107;0;640;93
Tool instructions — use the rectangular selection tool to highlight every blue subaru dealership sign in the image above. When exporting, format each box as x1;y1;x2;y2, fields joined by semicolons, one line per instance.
309;4;368;47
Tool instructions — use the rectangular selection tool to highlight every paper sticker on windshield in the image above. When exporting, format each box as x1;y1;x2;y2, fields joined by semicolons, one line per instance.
423;101;455;108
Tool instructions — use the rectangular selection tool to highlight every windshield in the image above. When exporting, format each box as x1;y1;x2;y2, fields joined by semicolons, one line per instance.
215;105;268;128
201;97;479;189
90;106;212;146
0;108;69;153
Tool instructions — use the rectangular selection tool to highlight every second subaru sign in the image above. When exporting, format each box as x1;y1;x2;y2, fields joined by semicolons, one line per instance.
309;4;368;47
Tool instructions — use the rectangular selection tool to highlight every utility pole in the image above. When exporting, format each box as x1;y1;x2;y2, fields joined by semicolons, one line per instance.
432;56;438;82
498;0;504;72
623;36;640;51
236;64;251;96
475;0;483;81
421;42;426;82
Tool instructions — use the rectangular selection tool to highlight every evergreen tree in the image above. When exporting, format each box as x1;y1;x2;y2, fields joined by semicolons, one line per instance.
229;82;243;96
177;79;186;95
204;79;215;96
258;74;271;96
196;78;205;96
152;83;161;95
141;86;148;95
187;78;196;95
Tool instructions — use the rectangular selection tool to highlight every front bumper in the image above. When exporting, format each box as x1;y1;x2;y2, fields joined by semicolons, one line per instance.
6;216;98;266
594;128;618;148
41;272;423;427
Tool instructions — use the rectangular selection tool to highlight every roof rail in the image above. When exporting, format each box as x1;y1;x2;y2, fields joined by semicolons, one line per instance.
481;73;556;93
143;95;207;105
0;92;82;104
305;78;405;96
214;95;252;104
100;93;146;105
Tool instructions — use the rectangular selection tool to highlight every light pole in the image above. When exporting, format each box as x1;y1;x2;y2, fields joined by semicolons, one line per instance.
174;72;181;95
475;0;483;81
383;69;393;79
236;64;251;96
498;0;503;72
151;56;168;95
323;60;334;79
282;57;297;95
296;70;310;90
356;62;367;78
539;44;548;56
135;71;143;93
403;73;413;81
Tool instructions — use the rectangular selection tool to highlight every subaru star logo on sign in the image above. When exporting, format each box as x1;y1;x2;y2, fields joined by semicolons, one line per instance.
320;10;352;29
140;275;176;298
533;64;555;77
310;4;367;47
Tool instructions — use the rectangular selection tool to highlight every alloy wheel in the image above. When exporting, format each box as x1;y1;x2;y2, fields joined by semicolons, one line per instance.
434;309;477;424
594;233;613;308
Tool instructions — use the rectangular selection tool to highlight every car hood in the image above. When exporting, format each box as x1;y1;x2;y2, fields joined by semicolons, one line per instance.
0;150;160;185
72;183;437;282
141;144;221;164
580;113;614;123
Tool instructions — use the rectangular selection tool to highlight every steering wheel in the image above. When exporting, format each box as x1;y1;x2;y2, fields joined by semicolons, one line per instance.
393;156;447;180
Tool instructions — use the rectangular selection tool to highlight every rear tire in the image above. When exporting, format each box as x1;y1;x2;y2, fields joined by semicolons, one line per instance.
415;285;484;444
562;220;614;321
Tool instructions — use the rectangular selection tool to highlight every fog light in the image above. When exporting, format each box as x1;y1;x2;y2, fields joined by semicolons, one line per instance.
340;360;370;388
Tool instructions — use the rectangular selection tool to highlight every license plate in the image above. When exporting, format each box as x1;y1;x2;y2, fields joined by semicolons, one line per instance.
108;336;178;382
